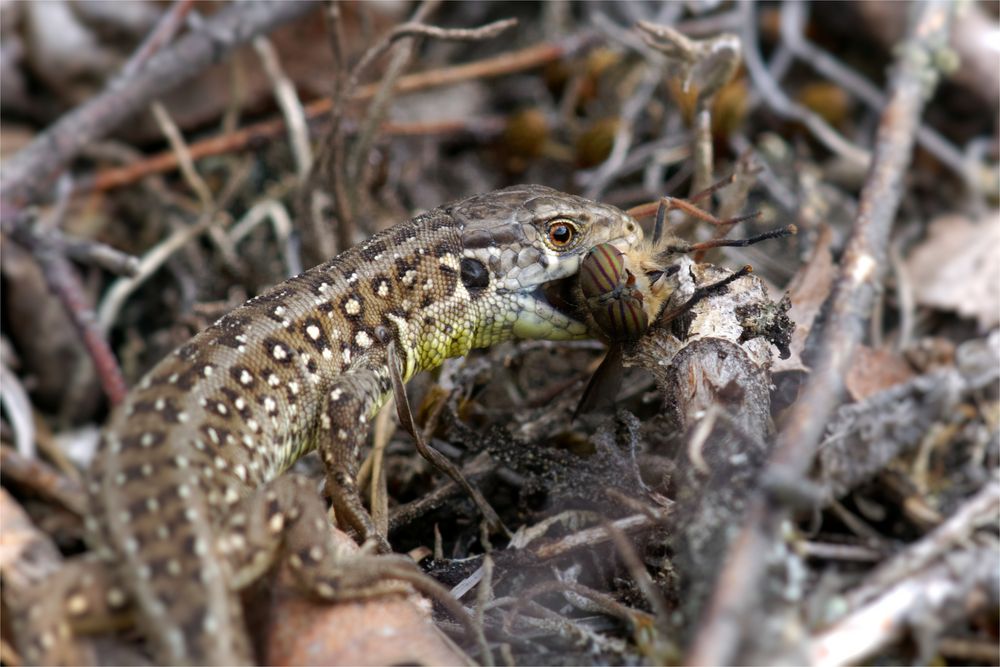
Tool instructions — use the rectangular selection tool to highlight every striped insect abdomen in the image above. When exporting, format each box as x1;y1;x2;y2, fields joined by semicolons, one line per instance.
580;243;648;342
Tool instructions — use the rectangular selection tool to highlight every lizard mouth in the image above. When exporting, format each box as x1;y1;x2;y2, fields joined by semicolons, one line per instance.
510;276;589;341
540;275;586;324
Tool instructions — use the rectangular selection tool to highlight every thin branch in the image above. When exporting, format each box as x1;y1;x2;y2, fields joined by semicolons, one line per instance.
779;0;970;184
687;2;957;663
97;213;217;334
0;1;315;208
119;0;197;80
808;481;1000;667
76;37;581;194
82;116;504;194
3;218;139;276
252;36;313;178
580;64;663;199
0;365;35;459
345;1;442;214
228;196;300;277
740;2;870;168
150;102;213;209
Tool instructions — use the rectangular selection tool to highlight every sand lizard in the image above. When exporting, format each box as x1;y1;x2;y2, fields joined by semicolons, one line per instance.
16;185;642;665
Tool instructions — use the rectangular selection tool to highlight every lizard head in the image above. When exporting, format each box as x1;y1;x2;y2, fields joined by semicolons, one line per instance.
452;186;643;342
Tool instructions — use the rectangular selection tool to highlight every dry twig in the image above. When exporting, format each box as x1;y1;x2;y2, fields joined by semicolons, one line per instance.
77;38;583;194
808;480;1000;666
740;2;869;168
3;184;128;405
687;3;957;663
1;1;315;208
119;0;197;80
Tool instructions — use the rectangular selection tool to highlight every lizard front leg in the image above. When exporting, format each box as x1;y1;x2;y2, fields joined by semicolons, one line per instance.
316;367;392;552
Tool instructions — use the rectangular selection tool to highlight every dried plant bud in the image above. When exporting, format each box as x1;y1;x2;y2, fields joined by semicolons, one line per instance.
503;108;549;161
575;117;619;168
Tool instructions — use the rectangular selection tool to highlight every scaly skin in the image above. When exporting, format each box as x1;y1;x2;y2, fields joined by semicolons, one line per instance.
17;185;642;665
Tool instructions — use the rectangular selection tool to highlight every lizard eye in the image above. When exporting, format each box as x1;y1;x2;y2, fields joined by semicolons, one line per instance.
546;219;578;248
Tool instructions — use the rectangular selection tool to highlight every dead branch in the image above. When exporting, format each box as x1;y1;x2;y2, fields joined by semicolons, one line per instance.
119;0;196;80
0;361;35;458
253;35;313;178
308;5;517;256
4;185;128;406
75;37;582;194
740;2;869;168
687;2;958;664
625;264;785;632
807;480;1000;666
818;331;998;499
0;1;315;208
0;446;87;516
81;116;506;194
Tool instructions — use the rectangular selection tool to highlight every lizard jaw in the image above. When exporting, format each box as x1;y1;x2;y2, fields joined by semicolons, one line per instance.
511;277;589;341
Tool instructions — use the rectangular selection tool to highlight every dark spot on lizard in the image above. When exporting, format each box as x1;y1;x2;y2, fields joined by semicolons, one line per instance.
129;400;155;415
219;386;242;405
211;315;253;350
433;243;457;259
394;257;416;279
179;607;206;646
266;497;281;520
359;239;387;261
460;257;489;290
395;224;418;242
176;342;199;361
200;424;231;446
160;398;184;423
438;264;459;294
119;463;149;484
182;535;199;556
172;366;200;391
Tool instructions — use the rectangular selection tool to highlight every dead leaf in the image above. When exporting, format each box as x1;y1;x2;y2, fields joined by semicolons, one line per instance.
845;345;917;402
264;592;472;666
905;212;1000;331
263;531;471;666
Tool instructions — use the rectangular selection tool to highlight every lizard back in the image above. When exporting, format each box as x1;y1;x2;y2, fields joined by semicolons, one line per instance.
83;185;642;663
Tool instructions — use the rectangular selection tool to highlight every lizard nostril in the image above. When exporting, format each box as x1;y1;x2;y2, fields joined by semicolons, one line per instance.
460;257;489;290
